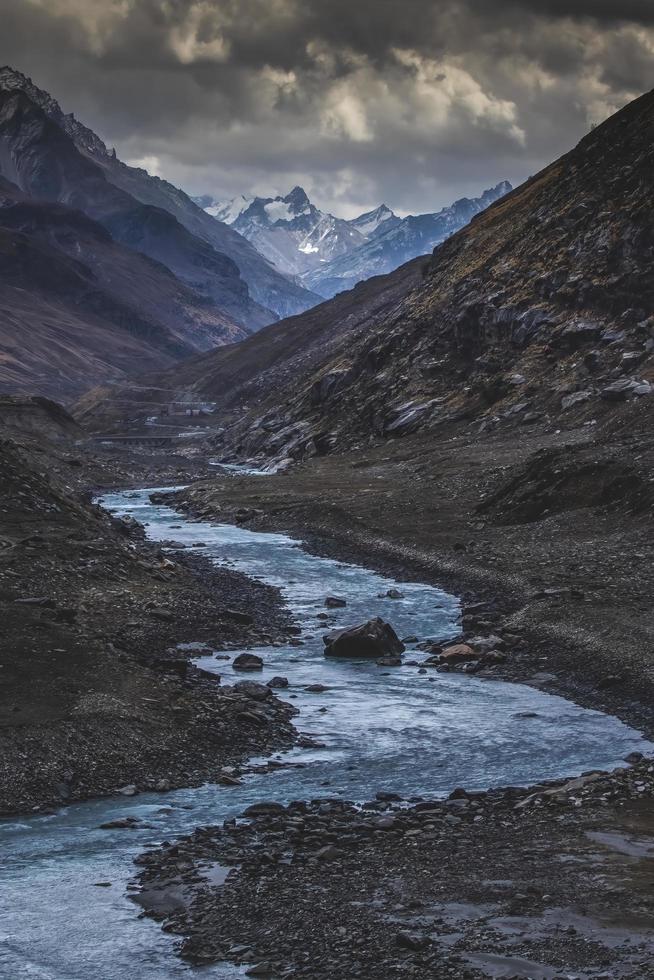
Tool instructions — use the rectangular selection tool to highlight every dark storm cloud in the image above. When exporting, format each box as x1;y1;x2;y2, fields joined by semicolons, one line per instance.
1;0;653;215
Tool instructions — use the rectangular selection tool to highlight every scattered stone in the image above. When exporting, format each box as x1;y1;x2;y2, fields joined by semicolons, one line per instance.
439;643;478;664
115;784;138;796
601;378;652;400
324;596;347;608
147;607;173;622
396;931;430;951
220;609;254;625
233;681;272;701
13;596;56;607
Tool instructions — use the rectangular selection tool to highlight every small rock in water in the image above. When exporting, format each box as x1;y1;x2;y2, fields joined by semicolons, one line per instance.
99;817;140;829
324;596;347;608
379;588;404;599
305;684;330;693
266;676;289;688
115;784;138;796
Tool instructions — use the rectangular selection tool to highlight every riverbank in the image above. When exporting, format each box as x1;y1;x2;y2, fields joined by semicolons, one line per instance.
125;454;654;978
134;756;654;978
159;424;654;739
0;444;300;814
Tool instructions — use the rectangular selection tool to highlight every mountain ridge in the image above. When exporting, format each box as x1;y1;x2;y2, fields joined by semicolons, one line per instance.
0;66;320;322
203;181;511;298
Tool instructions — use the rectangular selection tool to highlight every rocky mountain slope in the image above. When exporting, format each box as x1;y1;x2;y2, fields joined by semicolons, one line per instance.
93;86;654;465
75;256;428;430
0;67;319;323
204;183;510;299
0;174;247;401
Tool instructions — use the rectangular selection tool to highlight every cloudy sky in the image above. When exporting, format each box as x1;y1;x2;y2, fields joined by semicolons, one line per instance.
2;0;653;217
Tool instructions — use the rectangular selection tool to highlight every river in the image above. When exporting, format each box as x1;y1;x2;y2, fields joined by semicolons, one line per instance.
0;486;651;979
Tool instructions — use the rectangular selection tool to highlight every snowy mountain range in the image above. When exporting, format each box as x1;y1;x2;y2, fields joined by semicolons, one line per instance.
198;182;512;298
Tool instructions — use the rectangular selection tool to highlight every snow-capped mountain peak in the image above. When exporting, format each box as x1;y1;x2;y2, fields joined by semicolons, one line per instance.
200;181;512;297
349;203;398;237
284;185;312;213
200;186;367;277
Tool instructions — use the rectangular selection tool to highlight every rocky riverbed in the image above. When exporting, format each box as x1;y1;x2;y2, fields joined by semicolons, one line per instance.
105;480;654;980
135;756;654;978
158;425;654;741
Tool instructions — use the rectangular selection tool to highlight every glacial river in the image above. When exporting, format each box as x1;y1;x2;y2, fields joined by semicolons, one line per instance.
0;487;651;979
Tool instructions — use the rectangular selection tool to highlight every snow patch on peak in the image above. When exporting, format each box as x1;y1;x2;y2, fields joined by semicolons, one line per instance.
205;194;253;224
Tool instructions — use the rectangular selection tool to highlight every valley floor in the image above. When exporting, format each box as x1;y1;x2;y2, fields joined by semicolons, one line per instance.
137;761;654;979
3;421;654;978
128;423;654;979
171;421;654;737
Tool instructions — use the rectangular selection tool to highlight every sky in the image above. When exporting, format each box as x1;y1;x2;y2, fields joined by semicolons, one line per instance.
1;0;653;218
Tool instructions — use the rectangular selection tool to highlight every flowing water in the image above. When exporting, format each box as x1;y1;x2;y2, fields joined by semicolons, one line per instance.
1;487;651;979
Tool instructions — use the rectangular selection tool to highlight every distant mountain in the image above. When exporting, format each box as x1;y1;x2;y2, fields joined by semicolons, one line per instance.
302;182;513;297
205;182;511;298
0;174;247;401
348;204;400;238
204;186;370;279
0;67;319;323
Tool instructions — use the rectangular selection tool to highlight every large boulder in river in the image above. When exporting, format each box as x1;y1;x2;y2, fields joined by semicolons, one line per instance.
233;653;264;671
323;617;405;659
